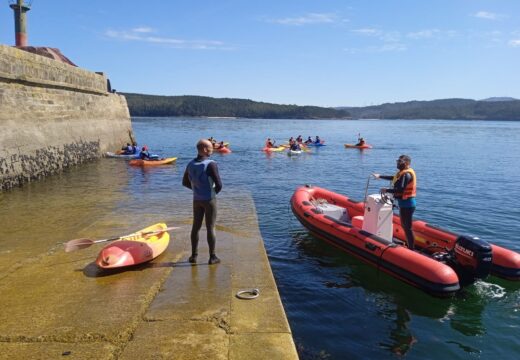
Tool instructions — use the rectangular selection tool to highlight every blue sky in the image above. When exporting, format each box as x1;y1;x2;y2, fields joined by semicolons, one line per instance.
1;0;519;106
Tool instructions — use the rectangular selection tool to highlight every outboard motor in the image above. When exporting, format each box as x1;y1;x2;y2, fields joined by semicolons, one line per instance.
451;235;493;281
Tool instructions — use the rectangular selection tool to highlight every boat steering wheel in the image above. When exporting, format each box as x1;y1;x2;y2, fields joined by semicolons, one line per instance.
380;189;394;205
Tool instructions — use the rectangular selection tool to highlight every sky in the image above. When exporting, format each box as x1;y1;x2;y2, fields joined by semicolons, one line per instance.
1;0;519;107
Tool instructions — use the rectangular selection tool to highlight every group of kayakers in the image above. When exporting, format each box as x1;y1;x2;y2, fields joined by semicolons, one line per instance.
264;135;324;151
119;143;159;160
120;143;139;155
208;137;227;149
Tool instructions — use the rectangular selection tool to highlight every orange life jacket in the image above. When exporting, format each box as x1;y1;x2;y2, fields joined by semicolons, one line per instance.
392;168;416;200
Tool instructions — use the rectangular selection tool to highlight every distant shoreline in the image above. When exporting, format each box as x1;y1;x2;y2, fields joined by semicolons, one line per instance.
123;93;520;121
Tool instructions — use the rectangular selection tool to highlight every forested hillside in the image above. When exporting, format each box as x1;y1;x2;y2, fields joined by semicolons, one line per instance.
123;93;520;120
122;93;351;119
341;98;520;120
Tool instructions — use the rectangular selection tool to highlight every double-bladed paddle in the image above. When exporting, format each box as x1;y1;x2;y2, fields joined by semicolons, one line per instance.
64;226;180;253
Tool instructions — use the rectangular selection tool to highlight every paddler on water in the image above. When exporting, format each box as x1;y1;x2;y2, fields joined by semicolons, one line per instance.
355;137;366;147
290;142;301;151
182;139;223;265
139;145;156;160
373;155;417;250
265;138;277;148
121;143;133;155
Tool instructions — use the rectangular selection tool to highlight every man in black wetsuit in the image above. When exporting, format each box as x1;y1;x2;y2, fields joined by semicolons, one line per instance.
182;139;223;265
373;155;417;250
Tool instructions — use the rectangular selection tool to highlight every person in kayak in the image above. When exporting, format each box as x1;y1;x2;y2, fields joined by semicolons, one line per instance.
131;142;139;154
304;136;313;144
182;139;223;265
122;143;133;155
355;137;366;147
296;135;303;143
288;137;295;146
265;138;276;148
373;155;417;250
290;142;301;151
315;136;321;144
139;145;153;160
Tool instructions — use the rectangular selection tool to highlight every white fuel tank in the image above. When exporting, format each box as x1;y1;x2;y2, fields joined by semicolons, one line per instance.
362;194;394;241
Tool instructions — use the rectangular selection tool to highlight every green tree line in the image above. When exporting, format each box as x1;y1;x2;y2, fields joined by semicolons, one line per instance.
341;98;520;120
122;93;351;119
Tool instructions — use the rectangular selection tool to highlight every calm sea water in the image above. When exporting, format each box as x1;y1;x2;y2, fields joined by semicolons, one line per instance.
3;117;520;359
130;117;520;360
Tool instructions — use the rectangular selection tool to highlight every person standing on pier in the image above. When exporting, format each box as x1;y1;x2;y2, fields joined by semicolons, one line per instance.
182;139;223;265
373;155;417;250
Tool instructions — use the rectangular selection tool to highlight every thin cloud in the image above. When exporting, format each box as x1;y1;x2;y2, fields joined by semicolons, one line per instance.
406;29;458;40
270;13;340;26
345;43;407;54
407;29;440;39
352;28;401;43
132;27;154;33
473;11;504;20
352;28;381;36
509;39;520;47
105;28;231;50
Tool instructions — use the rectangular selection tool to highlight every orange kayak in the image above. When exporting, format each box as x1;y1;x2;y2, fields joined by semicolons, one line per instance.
96;223;170;269
129;157;177;166
344;144;373;149
216;146;231;154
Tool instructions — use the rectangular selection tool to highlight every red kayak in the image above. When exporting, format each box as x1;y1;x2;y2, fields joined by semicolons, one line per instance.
291;185;520;296
96;223;170;269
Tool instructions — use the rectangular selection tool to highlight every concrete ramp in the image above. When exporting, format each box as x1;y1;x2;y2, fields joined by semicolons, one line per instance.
0;191;298;359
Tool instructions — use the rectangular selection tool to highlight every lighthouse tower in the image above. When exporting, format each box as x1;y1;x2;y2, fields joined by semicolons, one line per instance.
9;0;31;47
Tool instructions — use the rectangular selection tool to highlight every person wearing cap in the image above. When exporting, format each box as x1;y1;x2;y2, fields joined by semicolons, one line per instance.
182;139;223;265
139;145;153;160
373;155;417;250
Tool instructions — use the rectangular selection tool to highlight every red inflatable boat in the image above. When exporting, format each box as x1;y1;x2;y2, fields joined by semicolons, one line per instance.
291;185;520;296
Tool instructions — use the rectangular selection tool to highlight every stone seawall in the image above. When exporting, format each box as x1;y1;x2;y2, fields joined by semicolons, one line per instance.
0;45;133;190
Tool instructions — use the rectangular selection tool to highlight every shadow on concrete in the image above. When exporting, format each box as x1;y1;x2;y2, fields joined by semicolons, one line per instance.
81;257;208;278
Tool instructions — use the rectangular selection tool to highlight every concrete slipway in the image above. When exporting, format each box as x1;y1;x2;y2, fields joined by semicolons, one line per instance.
0;188;298;359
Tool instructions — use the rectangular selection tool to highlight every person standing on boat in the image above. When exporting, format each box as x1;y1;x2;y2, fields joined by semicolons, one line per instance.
373;155;417;250
182;139;223;265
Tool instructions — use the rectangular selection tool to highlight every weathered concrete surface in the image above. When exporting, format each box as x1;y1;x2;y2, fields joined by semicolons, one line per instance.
0;45;133;190
0;190;298;359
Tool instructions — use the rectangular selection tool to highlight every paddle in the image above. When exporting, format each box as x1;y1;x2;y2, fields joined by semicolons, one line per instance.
64;226;181;253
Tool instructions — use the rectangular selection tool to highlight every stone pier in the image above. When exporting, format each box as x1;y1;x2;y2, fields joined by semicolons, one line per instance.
0;190;298;359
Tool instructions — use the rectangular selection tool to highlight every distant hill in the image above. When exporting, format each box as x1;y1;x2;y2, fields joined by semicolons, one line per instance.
122;93;351;119
338;98;520;120
480;97;518;102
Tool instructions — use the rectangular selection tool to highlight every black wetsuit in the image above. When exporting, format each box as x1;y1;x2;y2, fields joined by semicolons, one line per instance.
182;156;223;258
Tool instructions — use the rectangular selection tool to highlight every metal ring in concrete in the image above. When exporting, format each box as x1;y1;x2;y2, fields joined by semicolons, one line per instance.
236;288;260;300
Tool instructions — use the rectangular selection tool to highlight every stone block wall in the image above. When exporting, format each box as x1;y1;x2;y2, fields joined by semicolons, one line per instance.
0;45;133;190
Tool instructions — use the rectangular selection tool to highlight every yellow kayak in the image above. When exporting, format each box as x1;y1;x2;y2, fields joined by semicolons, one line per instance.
263;146;286;152
129;157;177;166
